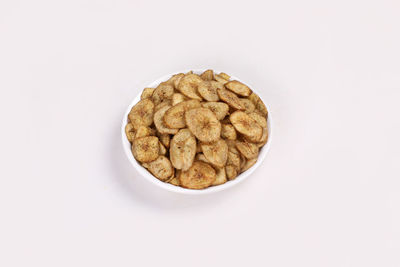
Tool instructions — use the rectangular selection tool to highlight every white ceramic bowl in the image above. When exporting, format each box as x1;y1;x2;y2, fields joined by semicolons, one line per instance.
121;70;272;194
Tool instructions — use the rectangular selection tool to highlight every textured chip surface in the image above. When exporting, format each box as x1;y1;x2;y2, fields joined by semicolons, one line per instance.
185;107;221;143
198;81;222;102
128;99;155;130
164;100;201;129
221;124;237;140
201;139;228;168
179;161;216;189
230;111;263;142
225;80;251;96
217;88;245;110
236;141;259;159
132;136;159;163
170;129;197;171
147;156;174;181
201;102;229;120
177;74;203;100
154;105;179;134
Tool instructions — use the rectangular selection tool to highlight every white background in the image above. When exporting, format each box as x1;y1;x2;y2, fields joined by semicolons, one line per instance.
0;0;399;266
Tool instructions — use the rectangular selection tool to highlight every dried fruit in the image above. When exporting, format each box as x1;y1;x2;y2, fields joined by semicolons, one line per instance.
154;105;178;134
201;139;228;168
217;88;245;110
214;74;229;84
212;167;227;186
158;133;170;148
134;125;153;139
170;129;197;171
177;74;203;100
248;112;268;147
163;100;201;129
195;153;209;163
125;123;135;142
172;93;186;106
241;157;257;172
159;141;167;155
201;102;229;120
236;141;259;159
147;156;173;181
185;107;221;143
197;81;222;101
226;165;238;180
128;99;155;130
218;72;230;81
221;124;237;140
141;87;155;99
225;80;251;96
166;73;184;89
229;111;262;142
152;82;174;105
200;69;213;81
132;136;159;163
239;98;255;113
179;161;216;189
248;92;268;117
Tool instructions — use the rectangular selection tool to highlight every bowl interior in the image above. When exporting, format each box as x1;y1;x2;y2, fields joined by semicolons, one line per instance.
121;69;272;194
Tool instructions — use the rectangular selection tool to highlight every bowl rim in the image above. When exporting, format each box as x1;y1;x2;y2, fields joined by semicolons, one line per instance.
121;69;272;195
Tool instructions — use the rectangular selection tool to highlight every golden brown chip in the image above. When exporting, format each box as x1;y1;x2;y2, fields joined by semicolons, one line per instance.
218;72;231;81
225;80;251;96
195;153;210;163
248;112;268;147
217;88;245;110
201;102;229;120
166;73;184;89
257;127;269;147
151;82;174;105
212;167;227;186
154;105;179;134
179;161;216;189
185;107;221;143
177;74;203;100
158;133;170;148
201;139;228;168
200;69;214;81
241;157;257;173
132;136;159;163
141;87;155;99
248;92;268;117
135;125;153;139
239;98;255;113
167;176;180;186
240;153;246;171
198;81;222;102
229;111;263;142
236;141;259;159
227;150;241;171
226;139;240;155
159;141;167;155
146;156;173;181
170;129;197;171
221;124;237;140
226;165;238;180
172;93;186;106
163;99;201;129
214;74;229;84
128;99;155;130
125;123;135;142
154;100;172;112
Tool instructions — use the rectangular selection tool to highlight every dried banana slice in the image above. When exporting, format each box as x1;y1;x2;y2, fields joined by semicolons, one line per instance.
235;141;259;159
201;139;228;168
151;82;174;105
248;92;268;117
248;112;268;147
125;123;135;142
185;107;221;143
198;81;222;102
195;153;210;163
170;128;197;171
217;88;245;110
141;87;155;99
154;105;178;134
225;165;238;180
201;102;229;120
212;167;227;186
225;80;251;96
163;99;201;129
166;73;184;89
218;72;230;81
159;141;167;155
167;176;180;186
177;74;203;100
132;136;159;163
229;111;262;142
157;133;170;148
128;99;155;130
154;99;172;112
172;93;186;106
221;123;237;140
135;125;153;139
214;74;229;84
179;161;216;189
146;156;174;181
239;98;255;113
200;69;214;81
241;157;257;173
227;150;241;171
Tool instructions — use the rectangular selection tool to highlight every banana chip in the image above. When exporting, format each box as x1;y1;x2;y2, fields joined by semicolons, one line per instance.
200;69;214;81
128;99;155;130
227;150;241;171
132;136;159;163
154;100;172;112
152;82;174;105
236;141;259;159
135;125;153;139
141;87;155;99
158;133;170;148
125;123;135;142
218;72;231;81
221;124;237;140
241;157;257;173
248;112;268;147
201;102;229;120
159;141;167;155
212;167;227;186
214;74;229;84
185;107;221;143
225;80;251;96
217;88;245;110
230;111;263;142
179;161;216;189
147;156;174;181
201;139;228;168
248;92;268;117
172;93;186;106
195;153;210;163
163;99;201;129
154;105;179;134
166;73;184;89
239;98;255;113
225;165;238;180
170;129;197;171
177;74;203;100
198;81;222;102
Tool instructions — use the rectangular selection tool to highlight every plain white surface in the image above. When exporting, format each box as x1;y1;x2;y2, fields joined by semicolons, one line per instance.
121;70;272;194
0;0;399;266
